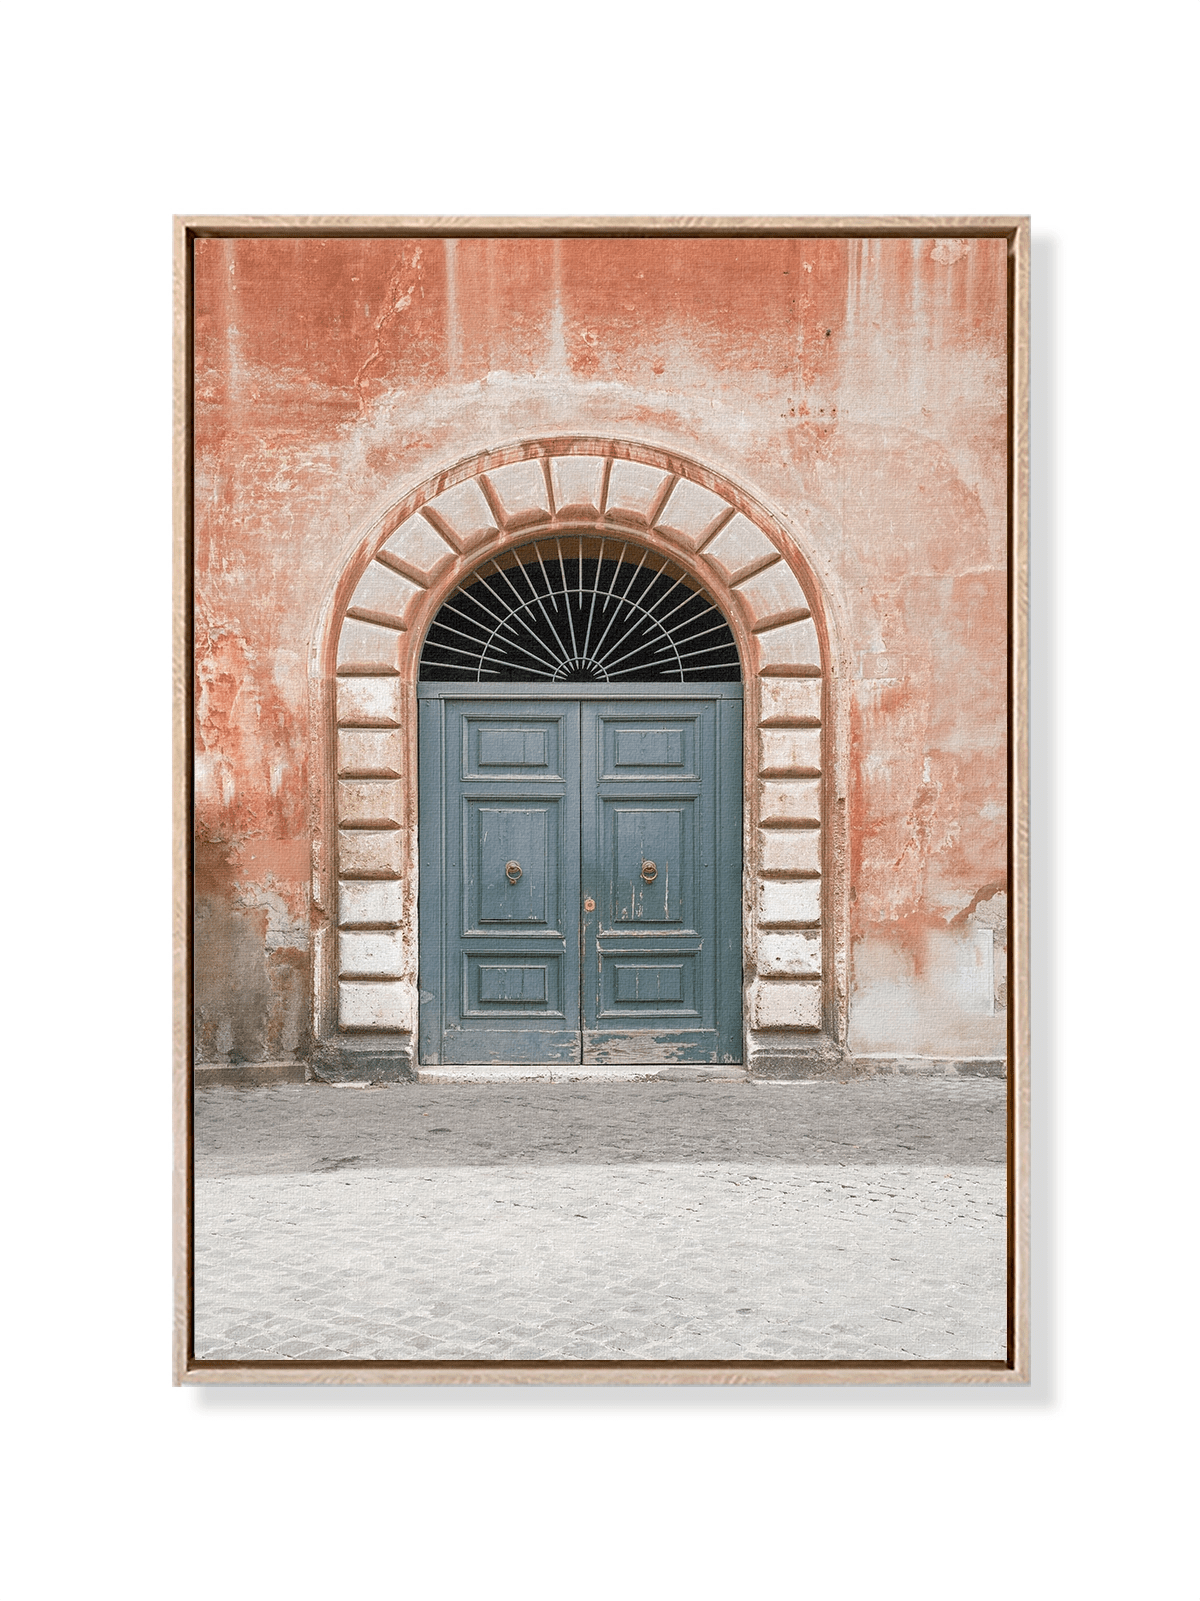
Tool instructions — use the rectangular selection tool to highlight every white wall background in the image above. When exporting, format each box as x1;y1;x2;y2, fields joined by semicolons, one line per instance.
2;2;1195;1595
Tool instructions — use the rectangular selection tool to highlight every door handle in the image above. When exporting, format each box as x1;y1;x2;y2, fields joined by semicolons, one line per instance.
641;860;658;883
505;860;522;884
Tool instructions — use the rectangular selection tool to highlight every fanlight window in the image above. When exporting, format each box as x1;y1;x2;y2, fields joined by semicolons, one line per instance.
419;537;741;683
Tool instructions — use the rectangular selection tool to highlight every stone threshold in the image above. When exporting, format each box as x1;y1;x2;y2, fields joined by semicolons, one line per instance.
416;1065;748;1084
192;1057;1005;1088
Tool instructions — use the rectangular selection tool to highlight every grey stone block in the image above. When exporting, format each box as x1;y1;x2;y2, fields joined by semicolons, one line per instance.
311;1035;415;1084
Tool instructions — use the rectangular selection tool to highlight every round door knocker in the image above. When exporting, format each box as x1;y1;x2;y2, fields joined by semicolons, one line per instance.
505;861;522;884
640;860;658;883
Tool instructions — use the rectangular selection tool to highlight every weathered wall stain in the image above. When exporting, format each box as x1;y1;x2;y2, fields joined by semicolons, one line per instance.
193;840;310;1063
193;235;1009;1065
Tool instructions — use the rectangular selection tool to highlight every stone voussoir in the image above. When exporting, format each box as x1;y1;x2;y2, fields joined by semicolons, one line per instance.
604;459;671;522
754;616;822;674
379;514;457;580
336;618;403;675
548;454;606;516
483;459;553;527
654;477;732;547
346;560;423;628
699;512;778;583
735;559;813;632
424;478;498;550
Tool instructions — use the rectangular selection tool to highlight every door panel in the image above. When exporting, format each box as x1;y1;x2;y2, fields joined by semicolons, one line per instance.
477;963;550;1004
463;952;565;1015
477;728;548;768
614;728;683;768
600;949;699;1015
599;716;697;780
615;962;684;1002
472;805;552;926
609;804;688;925
464;715;563;778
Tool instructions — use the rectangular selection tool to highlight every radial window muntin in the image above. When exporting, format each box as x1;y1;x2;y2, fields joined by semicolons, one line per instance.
419;536;742;683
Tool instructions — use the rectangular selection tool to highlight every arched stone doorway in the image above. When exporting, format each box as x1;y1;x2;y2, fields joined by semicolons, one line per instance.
313;439;843;1079
417;539;744;1065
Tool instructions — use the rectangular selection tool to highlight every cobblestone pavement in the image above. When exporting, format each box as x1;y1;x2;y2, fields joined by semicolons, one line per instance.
194;1079;1007;1362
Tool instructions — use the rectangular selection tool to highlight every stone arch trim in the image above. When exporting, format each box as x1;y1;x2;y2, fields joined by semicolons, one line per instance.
318;438;843;1076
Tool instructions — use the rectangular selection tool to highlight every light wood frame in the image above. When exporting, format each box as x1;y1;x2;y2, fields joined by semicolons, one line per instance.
174;215;1030;1386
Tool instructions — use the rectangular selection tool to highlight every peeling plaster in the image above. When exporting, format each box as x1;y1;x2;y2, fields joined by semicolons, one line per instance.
193;236;1009;1065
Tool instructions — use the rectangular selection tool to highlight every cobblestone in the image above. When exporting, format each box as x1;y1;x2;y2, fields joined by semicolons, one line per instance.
194;1079;1007;1362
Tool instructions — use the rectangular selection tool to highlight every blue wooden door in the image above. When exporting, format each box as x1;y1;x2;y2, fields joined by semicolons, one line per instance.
418;697;582;1065
419;686;741;1066
580;697;742;1064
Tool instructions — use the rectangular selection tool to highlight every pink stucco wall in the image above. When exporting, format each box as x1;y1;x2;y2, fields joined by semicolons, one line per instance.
193;234;1009;1066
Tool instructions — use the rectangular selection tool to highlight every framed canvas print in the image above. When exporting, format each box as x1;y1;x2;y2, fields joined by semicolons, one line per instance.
175;215;1029;1384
